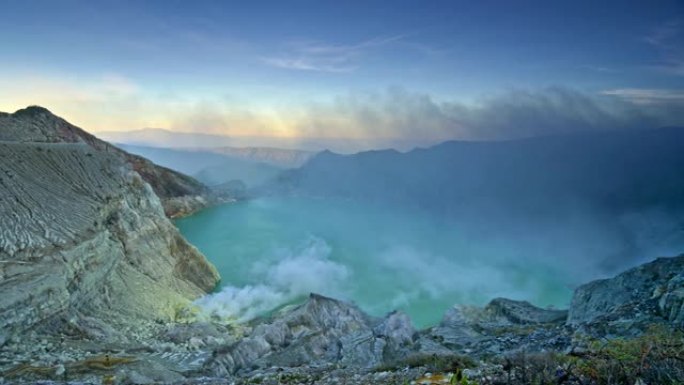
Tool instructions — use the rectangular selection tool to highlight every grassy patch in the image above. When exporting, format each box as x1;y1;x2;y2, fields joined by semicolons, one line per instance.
496;325;684;385
377;353;476;373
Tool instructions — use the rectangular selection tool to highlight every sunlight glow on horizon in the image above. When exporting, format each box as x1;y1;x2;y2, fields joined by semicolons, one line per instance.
1;0;682;149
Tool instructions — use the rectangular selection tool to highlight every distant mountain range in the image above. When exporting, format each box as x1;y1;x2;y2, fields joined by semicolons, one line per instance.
185;146;316;168
273;127;684;214
118;144;315;188
269;127;684;269
97;128;440;153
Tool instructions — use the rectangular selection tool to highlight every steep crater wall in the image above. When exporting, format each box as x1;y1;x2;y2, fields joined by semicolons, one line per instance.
0;106;218;218
0;140;219;342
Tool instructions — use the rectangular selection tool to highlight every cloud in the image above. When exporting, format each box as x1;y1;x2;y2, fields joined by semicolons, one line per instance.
600;88;684;105
194;237;350;322
642;19;682;48
2;71;683;151
446;87;683;139
579;65;618;73
263;35;403;73
280;86;684;144
642;19;684;76
0;73;162;130
262;57;357;73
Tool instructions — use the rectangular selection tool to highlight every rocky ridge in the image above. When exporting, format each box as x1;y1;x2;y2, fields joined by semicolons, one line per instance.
191;146;317;169
0;106;228;218
0;107;221;380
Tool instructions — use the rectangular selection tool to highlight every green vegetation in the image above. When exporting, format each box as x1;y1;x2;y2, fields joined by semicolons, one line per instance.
498;325;684;385
451;368;478;385
376;353;476;373
572;325;684;385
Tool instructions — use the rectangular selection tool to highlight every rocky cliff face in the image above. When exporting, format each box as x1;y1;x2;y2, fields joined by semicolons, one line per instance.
568;255;684;336
0;106;221;218
0;107;220;347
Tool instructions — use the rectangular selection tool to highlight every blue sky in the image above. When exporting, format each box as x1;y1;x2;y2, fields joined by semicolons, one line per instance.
0;0;682;146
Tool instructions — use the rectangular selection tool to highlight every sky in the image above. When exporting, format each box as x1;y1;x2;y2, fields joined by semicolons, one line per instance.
0;0;683;148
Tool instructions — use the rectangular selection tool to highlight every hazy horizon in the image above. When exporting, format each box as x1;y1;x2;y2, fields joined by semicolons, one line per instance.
1;1;683;152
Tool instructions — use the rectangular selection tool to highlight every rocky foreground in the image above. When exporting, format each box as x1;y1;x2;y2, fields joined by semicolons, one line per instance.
0;107;682;384
1;255;683;384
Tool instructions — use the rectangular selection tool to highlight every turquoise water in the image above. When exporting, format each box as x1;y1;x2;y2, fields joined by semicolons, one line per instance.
175;197;573;328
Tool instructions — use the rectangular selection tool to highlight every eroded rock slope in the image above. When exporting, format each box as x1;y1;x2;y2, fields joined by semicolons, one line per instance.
0;106;220;217
0;107;220;346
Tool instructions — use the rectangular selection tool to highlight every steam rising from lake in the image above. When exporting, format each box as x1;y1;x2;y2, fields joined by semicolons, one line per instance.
193;237;349;322
175;197;677;327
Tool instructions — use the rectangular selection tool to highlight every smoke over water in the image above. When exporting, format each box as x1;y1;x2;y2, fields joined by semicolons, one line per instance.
171;192;684;328
193;237;350;322
190;233;565;325
172;128;684;327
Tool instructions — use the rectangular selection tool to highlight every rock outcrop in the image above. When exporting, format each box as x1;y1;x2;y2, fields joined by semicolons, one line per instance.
203;294;417;377
0;106;222;218
203;295;570;379
426;298;570;356
0;107;220;346
568;254;684;336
